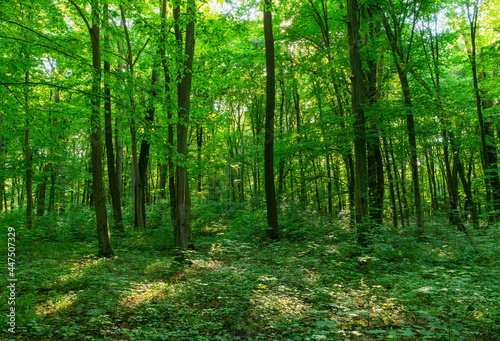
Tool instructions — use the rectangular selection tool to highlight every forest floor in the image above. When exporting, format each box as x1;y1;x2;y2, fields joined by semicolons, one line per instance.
1;200;499;341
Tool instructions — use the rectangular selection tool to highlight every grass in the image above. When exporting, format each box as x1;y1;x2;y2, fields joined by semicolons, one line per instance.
0;199;499;340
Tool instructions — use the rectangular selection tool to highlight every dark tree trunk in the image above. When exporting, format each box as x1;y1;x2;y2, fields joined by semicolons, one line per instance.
442;129;465;230
197;126;203;193
69;0;114;257
326;155;333;217
119;5;145;229
425;152;438;211
382;136;397;228
332;81;355;224
367;127;384;225
0;116;4;214
24;71;33;229
173;0;195;249
137;70;158;227
278;77;285;197
382;13;424;232
103;4;123;232
467;3;500;220
347;0;370;246
390;137;405;227
36;163;50;216
293;87;306;204
159;0;176;222
263;0;279;239
456;153;479;227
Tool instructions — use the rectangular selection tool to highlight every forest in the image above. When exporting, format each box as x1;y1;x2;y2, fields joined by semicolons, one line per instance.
0;0;499;339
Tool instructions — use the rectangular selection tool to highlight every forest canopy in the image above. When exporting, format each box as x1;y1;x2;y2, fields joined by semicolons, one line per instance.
0;0;499;339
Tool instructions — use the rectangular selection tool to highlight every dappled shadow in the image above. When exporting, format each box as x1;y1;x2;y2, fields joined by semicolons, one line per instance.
2;208;499;340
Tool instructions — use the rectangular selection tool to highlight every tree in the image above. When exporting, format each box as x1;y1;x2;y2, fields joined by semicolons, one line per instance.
466;0;500;221
380;0;424;232
173;0;196;250
69;0;113;257
263;0;279;239
347;0;369;245
103;3;123;232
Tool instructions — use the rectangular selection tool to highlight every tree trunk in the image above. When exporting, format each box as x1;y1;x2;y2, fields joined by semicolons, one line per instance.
293;87;306;204
69;0;114;257
263;0;279;239
382;136;397;228
137;69;158;227
173;0;195;249
468;3;500;221
103;4;124;232
347;0;370;246
159;0;176;222
278;77;285;197
36;163;50;216
197;126;203;193
24;71;33;229
0;116;4;214
382;14;424;232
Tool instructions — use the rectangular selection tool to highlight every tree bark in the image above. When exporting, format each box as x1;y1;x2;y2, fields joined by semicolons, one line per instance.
293;86;306;204
382;14;424;232
263;0;279;239
347;0;370;246
0;115;4;214
70;0;113;256
137;69;158;227
24;71;33;229
382;136;397;228
467;2;500;220
103;4;123;232
173;0;195;249
36;163;50;216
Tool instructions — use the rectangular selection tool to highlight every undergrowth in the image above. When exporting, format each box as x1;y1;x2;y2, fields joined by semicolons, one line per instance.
0;200;499;340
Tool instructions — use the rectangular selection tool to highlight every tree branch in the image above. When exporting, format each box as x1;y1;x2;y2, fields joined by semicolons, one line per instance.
68;0;92;34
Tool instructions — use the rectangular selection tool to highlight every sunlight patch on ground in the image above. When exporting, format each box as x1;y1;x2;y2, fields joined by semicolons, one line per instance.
188;258;224;272
250;286;310;321
144;258;173;275
328;283;406;329
58;256;105;283
119;281;168;307
35;291;78;315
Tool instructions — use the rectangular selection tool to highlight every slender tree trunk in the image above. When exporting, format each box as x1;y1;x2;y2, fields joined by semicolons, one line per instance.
103;4;123;231
173;0;195;249
457;153;479;227
69;0;114;256
263;0;279;239
293;87;306;204
312;160;321;213
159;0;176;222
197;126;203;193
389;137;404;227
326;154;333;216
367;126;384;225
115;43;124;200
425;152;437;211
278;77;285;197
382;136;397;228
119;5;145;229
467;3;500;221
442;129;464;229
36;163;50;216
382;14;424;232
137;69;158;227
347;0;370;246
0;116;4;214
24;71;33;229
332;81;355;223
